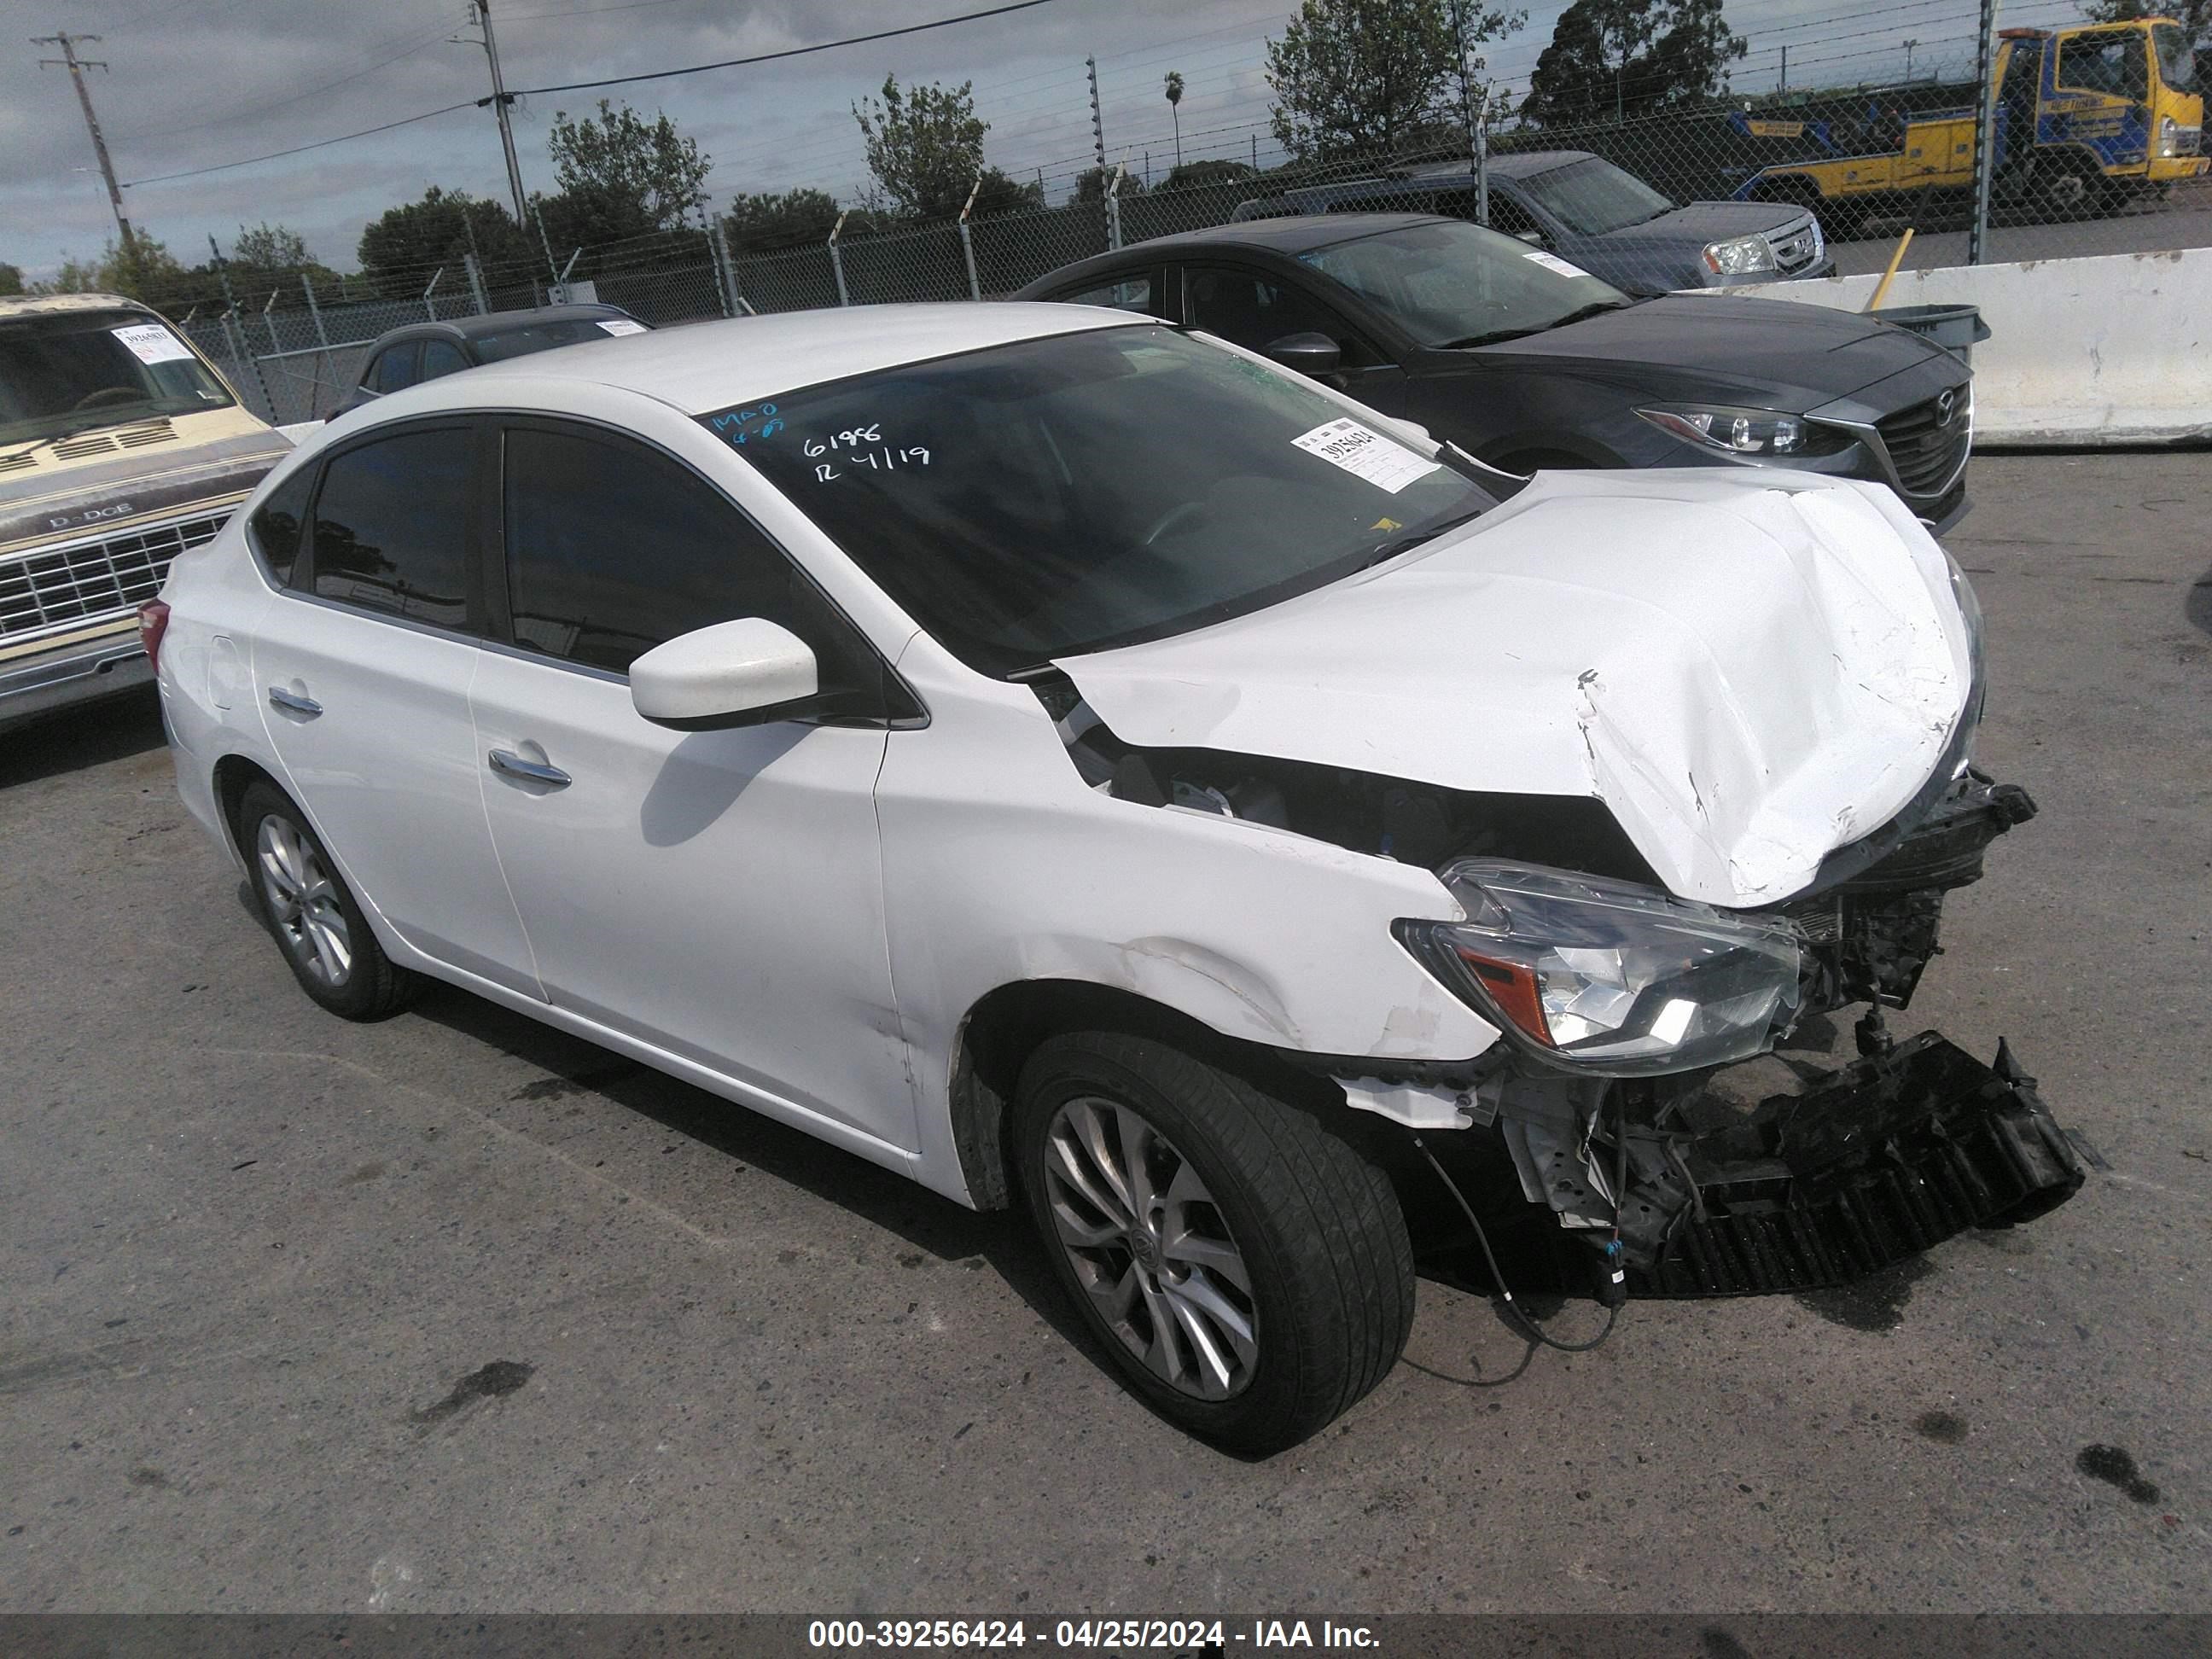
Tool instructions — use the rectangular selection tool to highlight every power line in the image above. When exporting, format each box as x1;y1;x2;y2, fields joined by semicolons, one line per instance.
120;101;480;187
501;0;1068;97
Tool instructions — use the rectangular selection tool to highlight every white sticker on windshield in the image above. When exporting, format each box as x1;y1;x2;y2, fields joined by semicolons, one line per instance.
111;323;195;365
1289;418;1440;494
596;318;647;336
1522;249;1591;281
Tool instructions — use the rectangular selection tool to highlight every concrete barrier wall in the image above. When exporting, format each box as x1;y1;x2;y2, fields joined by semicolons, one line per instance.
1707;247;2210;448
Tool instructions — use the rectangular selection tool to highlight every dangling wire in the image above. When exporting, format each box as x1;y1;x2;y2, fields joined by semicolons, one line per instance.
1411;1132;1621;1354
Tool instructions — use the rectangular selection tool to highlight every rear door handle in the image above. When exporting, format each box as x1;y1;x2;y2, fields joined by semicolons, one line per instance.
267;685;322;716
488;748;572;789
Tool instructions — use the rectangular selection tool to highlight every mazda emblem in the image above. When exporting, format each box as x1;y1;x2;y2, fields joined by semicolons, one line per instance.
1935;391;1955;427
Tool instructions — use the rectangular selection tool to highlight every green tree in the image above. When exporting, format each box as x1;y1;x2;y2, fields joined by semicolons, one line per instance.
1165;70;1185;170
2083;0;2209;50
853;74;991;218
1522;0;1745;126
547;98;713;234
723;188;847;252
1159;159;1257;192
357;189;533;296
227;223;339;303
1074;164;1143;203
0;262;23;297
1265;0;1522;160
969;167;1045;220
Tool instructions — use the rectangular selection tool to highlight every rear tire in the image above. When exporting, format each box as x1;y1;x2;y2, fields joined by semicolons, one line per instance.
236;779;422;1021
1013;1030;1414;1454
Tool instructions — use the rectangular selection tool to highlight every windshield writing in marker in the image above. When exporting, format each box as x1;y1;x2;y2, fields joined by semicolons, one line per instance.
707;404;782;444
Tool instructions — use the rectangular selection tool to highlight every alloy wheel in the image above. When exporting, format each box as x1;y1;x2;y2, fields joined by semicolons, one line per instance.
1041;1095;1259;1400
255;813;352;987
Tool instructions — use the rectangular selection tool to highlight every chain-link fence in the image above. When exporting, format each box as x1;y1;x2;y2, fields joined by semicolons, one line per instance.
128;7;2205;427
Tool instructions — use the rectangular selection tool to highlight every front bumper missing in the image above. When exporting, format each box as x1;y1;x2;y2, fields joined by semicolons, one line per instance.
1623;1032;2087;1298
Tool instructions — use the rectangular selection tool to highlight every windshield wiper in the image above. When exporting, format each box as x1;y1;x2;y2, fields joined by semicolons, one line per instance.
1437;300;1632;351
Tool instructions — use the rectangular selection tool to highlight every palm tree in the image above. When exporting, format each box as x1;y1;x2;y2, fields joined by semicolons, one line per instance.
1164;71;1185;173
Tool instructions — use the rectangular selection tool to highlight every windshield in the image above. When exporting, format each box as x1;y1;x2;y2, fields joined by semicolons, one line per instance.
472;316;646;362
1515;157;1675;236
0;309;234;447
2153;23;2198;94
1298;219;1631;348
713;326;1497;675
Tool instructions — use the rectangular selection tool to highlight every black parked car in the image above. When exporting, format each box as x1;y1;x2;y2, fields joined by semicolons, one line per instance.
1015;214;1972;533
332;303;649;418
1231;150;1834;297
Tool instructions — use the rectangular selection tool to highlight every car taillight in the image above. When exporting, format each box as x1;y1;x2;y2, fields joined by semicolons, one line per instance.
137;599;171;673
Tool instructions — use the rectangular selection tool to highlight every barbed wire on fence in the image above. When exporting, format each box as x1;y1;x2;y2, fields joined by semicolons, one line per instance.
107;10;2205;428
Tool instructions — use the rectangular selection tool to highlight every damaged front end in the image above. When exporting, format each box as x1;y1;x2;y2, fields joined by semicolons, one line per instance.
1034;668;2086;1302
1372;767;2087;1298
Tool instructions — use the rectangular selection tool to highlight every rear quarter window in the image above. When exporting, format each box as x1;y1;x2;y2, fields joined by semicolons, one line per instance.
247;466;315;587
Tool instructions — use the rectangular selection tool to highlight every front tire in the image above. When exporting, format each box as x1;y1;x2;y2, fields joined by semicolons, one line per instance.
236;779;422;1021
1014;1031;1414;1453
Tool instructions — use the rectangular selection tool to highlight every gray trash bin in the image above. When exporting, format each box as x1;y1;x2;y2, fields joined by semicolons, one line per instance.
1871;302;1992;365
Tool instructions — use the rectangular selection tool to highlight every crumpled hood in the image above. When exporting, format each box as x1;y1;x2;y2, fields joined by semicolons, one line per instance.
1055;469;1972;909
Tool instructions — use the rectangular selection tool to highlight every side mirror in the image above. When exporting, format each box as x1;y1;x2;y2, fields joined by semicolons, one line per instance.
631;618;819;731
1264;331;1342;376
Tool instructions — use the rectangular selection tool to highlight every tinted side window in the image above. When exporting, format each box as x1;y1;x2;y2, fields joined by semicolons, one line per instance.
372;343;418;394
1183;266;1374;366
247;466;314;587
1483;192;1542;240
502;426;874;693
310;428;473;628
1057;275;1155;315
419;339;469;380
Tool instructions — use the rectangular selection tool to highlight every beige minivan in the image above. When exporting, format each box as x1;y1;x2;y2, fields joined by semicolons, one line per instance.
2;292;290;732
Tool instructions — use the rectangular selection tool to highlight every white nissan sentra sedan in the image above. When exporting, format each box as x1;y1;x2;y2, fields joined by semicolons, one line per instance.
148;304;2083;1452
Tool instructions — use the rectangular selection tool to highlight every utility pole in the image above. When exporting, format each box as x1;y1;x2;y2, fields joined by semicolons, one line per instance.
457;0;529;226
1086;55;1106;176
1967;0;2000;265
1903;38;1919;82
1779;44;1789;91
34;33;137;258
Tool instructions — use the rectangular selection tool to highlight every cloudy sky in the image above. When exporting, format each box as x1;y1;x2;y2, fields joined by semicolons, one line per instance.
2;0;2078;279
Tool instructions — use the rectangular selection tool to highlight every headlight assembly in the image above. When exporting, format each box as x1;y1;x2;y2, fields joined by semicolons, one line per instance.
1395;861;1802;1075
1634;405;1853;457
1702;235;1777;276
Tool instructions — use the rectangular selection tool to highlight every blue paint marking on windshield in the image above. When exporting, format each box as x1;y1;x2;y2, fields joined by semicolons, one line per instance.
708;404;782;444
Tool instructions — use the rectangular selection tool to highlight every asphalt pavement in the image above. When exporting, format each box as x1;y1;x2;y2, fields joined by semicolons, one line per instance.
1827;180;2212;275
1;452;2207;1615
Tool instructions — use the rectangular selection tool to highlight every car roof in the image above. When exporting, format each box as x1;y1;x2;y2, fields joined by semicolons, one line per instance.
1240;150;1600;211
1115;212;1458;259
1015;213;1461;298
365;303;637;349
1414;149;1596;181
0;291;158;321
403;301;1147;415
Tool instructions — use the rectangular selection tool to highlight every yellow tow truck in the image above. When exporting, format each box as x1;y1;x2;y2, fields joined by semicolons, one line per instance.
1736;18;2206;228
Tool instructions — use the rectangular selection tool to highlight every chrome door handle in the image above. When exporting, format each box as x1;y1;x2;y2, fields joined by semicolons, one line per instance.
267;685;322;716
488;748;572;789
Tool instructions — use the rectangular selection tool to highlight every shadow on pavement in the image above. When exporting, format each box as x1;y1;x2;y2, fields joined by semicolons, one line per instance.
411;984;1098;1361
0;689;165;789
2189;562;2212;638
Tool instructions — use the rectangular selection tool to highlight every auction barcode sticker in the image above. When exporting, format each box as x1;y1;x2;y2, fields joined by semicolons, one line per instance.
111;323;195;365
1289;417;1440;494
1523;249;1592;281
